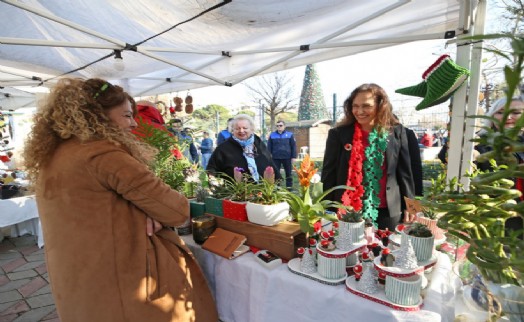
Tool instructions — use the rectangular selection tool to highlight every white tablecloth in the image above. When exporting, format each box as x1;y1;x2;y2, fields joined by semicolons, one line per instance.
0;196;44;248
182;235;456;322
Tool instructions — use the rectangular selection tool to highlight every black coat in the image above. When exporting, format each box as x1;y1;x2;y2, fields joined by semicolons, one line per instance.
321;124;415;218
206;135;281;181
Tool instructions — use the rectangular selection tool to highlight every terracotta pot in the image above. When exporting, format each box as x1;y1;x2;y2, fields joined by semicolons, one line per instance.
416;216;445;239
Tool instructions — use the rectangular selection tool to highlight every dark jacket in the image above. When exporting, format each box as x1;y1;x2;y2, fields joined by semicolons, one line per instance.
406;128;424;196
267;130;297;159
200;138;213;154
216;129;231;145
321;124;415;218
207;135;281;181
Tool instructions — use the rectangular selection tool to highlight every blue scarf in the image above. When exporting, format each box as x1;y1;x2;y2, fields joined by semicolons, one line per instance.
233;135;260;182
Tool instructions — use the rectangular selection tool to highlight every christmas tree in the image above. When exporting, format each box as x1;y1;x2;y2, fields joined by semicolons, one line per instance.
395;237;419;270
298;64;327;120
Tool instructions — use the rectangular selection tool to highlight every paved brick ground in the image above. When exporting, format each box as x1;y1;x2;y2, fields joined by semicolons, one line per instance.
0;235;59;322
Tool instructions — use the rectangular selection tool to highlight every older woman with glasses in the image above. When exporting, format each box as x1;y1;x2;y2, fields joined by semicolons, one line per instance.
207;114;280;182
321;83;418;230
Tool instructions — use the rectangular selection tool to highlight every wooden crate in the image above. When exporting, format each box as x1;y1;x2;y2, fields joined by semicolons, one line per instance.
210;215;306;261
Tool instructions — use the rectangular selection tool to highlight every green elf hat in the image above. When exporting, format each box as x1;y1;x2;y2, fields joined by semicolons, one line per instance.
395;55;470;110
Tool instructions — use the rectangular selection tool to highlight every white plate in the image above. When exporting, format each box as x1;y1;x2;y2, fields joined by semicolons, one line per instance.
345;276;423;311
287;258;347;286
373;249;438;277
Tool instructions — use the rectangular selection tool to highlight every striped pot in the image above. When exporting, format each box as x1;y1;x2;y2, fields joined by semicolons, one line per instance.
346;252;358;266
316;247;348;280
338;220;365;243
385;275;422;306
401;232;434;262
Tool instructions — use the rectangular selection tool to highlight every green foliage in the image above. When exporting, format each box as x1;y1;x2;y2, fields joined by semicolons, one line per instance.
407;222;433;237
249;178;288;205
338;208;363;222
431;33;524;287
284;184;352;235
422;160;446;181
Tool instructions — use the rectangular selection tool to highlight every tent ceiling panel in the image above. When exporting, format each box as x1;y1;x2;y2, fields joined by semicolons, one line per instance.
0;0;465;109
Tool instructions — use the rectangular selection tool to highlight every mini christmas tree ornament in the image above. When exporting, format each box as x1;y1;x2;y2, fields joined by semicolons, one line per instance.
300;248;316;274
395;238;418;270
395;54;470;111
356;261;379;294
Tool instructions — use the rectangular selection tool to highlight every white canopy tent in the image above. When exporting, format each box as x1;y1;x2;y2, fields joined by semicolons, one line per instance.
0;0;487;182
1;0;473;107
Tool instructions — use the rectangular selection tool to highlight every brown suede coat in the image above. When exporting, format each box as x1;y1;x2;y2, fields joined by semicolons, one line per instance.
36;138;217;322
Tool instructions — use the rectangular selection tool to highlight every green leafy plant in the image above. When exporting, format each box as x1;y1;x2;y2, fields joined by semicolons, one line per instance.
433;33;524;289
249;166;288;205
214;167;254;201
407;222;433;238
338;208;363;223
284;154;352;235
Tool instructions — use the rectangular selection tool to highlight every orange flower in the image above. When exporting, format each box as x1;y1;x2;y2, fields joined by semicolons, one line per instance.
293;154;317;188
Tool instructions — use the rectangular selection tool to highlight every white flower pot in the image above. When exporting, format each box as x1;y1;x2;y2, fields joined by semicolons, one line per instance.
246;201;290;226
385;275;422;306
339;220;365;243
401;232;434;262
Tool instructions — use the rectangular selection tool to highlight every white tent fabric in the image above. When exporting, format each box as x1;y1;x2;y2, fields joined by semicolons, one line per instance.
1;0;468;110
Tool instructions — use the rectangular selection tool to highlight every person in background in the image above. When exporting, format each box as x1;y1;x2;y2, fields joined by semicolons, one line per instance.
168;119;199;164
200;131;214;170
207;114;281;182
420;129;433;147
322;83;416;230
217;117;233;145
267;120;297;189
22;78;217;322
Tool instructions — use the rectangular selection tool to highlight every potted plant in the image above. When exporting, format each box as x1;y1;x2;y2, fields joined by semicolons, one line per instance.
428;33;524;321
190;185;209;218
246;166;290;226
284;154;352;236
337;208;365;243
219;167;252;222
401;222;434;262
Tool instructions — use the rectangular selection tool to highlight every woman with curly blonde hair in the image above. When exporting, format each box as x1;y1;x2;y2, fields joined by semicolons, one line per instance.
23;78;217;322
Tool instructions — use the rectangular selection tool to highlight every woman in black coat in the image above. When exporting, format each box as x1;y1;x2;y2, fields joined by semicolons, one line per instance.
207;114;280;182
322;84;416;230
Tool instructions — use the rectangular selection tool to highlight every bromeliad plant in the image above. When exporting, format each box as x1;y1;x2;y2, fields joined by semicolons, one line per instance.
284;154;353;235
217;167;253;201
249;166;288;205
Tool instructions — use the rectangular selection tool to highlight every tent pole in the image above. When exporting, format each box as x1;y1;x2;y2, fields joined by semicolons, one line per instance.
446;0;486;188
0;37;119;50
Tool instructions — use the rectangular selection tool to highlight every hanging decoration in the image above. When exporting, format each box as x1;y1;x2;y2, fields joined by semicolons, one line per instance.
185;90;194;114
174;93;183;112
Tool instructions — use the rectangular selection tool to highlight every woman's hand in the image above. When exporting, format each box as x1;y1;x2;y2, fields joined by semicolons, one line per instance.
146;217;163;236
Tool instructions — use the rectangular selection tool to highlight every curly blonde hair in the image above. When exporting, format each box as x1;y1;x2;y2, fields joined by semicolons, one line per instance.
23;78;157;183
